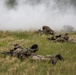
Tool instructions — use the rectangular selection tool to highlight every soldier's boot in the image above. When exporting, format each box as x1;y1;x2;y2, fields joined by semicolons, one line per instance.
55;54;64;61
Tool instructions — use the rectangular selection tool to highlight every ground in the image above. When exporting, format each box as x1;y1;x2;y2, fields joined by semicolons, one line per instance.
0;31;76;75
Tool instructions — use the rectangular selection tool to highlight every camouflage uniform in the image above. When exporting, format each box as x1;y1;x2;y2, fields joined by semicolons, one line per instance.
42;26;55;35
12;44;64;65
63;33;69;42
55;37;65;43
30;53;64;65
47;36;56;41
12;46;26;58
12;44;38;58
1;44;64;65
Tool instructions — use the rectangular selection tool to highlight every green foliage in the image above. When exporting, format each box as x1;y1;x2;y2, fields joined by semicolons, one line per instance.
0;31;76;75
5;0;17;9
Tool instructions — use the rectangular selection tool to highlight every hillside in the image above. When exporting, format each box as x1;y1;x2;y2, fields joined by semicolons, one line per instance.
0;31;76;75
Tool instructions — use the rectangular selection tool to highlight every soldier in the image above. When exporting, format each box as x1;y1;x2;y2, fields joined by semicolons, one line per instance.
1;44;64;65
53;34;66;43
47;34;65;43
47;35;56;41
55;34;62;39
55;37;65;43
13;44;64;65
63;33;69;42
42;26;55;35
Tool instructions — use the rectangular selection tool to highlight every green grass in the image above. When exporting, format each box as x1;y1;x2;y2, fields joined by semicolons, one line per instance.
0;31;76;75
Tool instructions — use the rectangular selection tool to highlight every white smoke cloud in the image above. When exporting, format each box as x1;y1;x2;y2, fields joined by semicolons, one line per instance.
0;0;76;31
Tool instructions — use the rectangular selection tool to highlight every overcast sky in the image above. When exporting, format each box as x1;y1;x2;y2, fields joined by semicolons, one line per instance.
0;0;76;31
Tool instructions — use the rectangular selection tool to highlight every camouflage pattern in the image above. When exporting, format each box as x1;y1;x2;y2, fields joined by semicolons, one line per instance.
55;37;65;43
55;34;62;39
30;53;64;65
42;26;55;35
0;44;64;65
12;46;26;58
47;35;56;41
47;33;70;43
63;33;69;42
1;44;38;59
12;44;38;58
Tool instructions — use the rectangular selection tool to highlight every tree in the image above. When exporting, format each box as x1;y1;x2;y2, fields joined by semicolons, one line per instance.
63;25;74;32
5;0;17;9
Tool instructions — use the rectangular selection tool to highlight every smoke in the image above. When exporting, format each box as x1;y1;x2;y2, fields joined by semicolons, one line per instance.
0;0;76;31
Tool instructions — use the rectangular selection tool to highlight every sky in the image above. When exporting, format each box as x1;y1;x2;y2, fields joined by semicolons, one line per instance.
0;0;76;31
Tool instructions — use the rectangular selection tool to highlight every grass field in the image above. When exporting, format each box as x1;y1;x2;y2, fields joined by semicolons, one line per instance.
0;31;76;75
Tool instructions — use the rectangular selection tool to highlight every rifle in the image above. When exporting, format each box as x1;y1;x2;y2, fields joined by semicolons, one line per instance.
0;49;15;56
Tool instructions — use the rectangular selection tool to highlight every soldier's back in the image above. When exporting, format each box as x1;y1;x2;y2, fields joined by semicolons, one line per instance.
13;46;26;58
